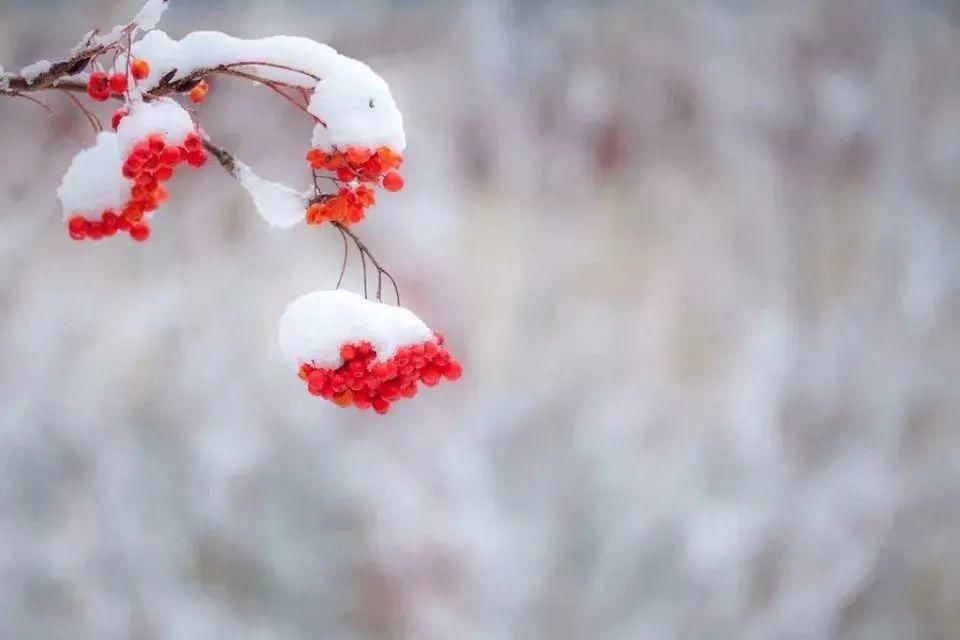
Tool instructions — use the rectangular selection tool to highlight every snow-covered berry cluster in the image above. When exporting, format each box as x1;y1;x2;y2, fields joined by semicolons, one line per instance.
298;333;461;414
279;290;461;414
61;98;206;242
39;0;458;415
304;146;404;226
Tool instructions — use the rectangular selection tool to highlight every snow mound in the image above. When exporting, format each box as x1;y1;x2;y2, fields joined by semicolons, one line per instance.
116;98;195;154
131;30;340;90
57;132;129;219
308;58;406;152
278;290;435;369
132;0;169;31
236;161;307;229
130;30;406;152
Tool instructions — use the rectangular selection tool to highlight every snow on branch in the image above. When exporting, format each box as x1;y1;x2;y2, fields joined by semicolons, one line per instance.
0;0;459;415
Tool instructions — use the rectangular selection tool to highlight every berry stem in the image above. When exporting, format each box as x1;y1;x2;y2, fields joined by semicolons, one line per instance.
60;89;102;133
332;221;400;305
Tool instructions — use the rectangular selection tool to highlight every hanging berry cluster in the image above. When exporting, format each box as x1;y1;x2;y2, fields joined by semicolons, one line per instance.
305;146;404;227
64;54;212;242
10;0;462;416
297;334;462;415
65;120;208;242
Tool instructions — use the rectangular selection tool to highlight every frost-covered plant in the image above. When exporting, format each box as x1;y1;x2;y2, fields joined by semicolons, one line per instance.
0;0;461;414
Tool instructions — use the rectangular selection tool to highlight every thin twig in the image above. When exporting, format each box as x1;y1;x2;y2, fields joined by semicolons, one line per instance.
333;222;401;305
60;89;102;133
10;92;56;116
223;61;321;82
336;225;349;289
221;68;323;122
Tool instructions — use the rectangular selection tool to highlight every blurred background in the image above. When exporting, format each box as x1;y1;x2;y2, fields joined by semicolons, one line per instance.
1;0;960;638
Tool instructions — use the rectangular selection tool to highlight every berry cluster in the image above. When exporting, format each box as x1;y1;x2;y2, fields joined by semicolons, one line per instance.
297;333;462;414
67;207;156;242
66;132;207;242
85;58;149;102
307;146;403;185
304;146;404;226
305;185;376;225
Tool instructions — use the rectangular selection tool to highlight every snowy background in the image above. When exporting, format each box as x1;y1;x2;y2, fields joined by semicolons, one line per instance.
2;0;960;638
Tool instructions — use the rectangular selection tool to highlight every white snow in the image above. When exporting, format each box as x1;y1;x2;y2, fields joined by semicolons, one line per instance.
89;0;168;50
130;30;406;151
20;60;51;83
132;0;169;31
116;98;195;154
57;132;130;219
131;31;341;89
308;58;406;152
236;162;307;228
278;290;435;369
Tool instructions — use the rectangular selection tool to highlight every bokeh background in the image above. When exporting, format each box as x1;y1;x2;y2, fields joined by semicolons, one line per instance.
2;0;960;638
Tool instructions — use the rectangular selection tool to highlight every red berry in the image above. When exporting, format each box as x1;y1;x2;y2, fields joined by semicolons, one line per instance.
443;361;463;381
382;172;404;192
148;134;166;153
86;72;110;102
340;344;357;361
183;133;202;151
371;397;391;415
108;73;127;94
420;366;441;387
111;108;128;130
336;167;354;181
86;222;104;240
307;370;326;395
102;211;119;236
67;216;88;240
154;165;174;182
186;150;207;168
130;59;150;81
159;146;183;165
129;223;150;242
188;80;209;103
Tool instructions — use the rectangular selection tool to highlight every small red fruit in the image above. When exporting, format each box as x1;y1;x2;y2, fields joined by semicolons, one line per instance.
183;133;202;151
129;223;151;242
148;134;166;153
86;72;110;102
159;146;183;165
188;80;209;103
86;222;104;240
186;150;207;168
111;108;128;130
108;73;128;94
130;59;150;81
382;172;404;192
371;397;391;415
443;361;463;381
67;216;88;240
